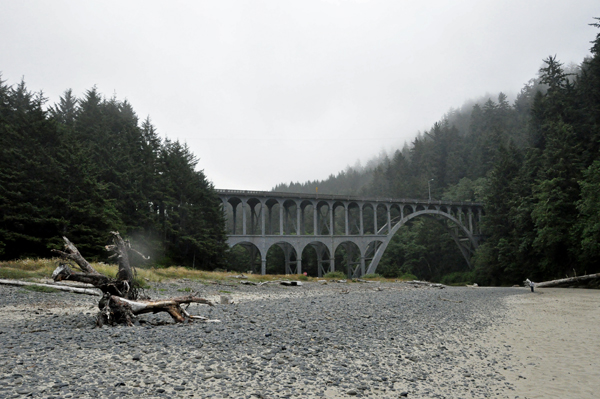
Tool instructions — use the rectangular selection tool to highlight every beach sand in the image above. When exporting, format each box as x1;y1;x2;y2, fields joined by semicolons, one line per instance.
492;288;600;398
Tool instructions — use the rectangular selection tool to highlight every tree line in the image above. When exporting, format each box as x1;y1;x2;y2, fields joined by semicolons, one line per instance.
275;20;600;285
0;82;228;268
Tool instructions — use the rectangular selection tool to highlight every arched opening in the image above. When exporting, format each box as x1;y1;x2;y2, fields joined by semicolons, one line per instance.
246;198;262;235
225;197;242;235
282;200;299;235
332;201;346;235
301;242;332;277
375;204;388;234
266;242;299;275
334;241;361;278
227;242;261;273
316;201;331;235
362;203;375;234
300;200;315;235
265;198;280;235
347;202;361;235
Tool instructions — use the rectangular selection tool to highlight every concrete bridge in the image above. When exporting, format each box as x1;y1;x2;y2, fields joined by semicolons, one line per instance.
217;189;484;278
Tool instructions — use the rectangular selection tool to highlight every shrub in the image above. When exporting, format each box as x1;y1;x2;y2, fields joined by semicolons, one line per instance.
397;273;418;281
324;271;346;279
440;271;476;286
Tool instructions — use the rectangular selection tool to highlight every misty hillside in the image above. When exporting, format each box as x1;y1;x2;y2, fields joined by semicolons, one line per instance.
273;23;600;286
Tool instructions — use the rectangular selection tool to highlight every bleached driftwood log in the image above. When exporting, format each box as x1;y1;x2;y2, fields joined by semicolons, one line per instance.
51;233;213;325
0;279;101;296
527;273;600;289
406;280;446;289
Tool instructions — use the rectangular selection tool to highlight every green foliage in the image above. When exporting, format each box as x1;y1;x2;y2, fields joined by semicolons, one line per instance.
323;271;346;279
576;160;600;266
0;78;227;269
397;273;418;281
440;271;476;286
377;219;465;281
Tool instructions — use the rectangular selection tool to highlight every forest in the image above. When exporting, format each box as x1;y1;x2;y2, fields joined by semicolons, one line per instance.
0;82;228;269
275;20;600;285
2;21;600;286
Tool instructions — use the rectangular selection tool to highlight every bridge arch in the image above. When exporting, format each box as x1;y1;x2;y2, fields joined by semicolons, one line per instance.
364;209;479;275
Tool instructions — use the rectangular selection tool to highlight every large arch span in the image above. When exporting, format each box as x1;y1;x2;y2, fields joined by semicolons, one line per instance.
217;189;484;277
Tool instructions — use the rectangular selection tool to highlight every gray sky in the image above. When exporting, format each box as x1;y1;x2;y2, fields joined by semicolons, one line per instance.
1;1;598;190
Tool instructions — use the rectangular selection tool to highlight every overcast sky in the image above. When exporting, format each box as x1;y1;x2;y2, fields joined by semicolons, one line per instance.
1;1;598;190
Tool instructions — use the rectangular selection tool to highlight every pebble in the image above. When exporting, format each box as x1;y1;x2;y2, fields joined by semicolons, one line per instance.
0;281;523;398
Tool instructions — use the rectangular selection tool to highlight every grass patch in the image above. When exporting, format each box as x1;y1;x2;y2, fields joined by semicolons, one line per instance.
361;273;382;279
397;273;418;281
21;285;60;294
218;290;232;294
177;287;192;292
323;271;347;279
0;258;356;285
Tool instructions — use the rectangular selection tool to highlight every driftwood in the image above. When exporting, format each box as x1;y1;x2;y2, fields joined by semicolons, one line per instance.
100;295;216;326
0;279;101;296
406;280;446;289
51;233;214;326
239;280;303;287
526;273;600;289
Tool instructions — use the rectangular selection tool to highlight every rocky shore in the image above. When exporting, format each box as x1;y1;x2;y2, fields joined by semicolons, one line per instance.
0;280;526;398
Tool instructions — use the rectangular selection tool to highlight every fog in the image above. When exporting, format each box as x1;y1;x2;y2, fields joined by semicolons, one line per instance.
1;0;598;190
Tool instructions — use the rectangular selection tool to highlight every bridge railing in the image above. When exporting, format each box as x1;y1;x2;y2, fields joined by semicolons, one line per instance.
216;189;483;207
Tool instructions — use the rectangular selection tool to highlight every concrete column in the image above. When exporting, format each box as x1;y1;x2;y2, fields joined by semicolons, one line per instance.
468;208;473;233
345;204;349;236
242;200;247;235
250;204;255;235
360;256;365;276
313;203;318;235
297;257;302;275
261;255;266;275
329;243;335;273
297;202;301;236
401;205;404;219
387;206;391;234
261;201;265;236
359;204;364;236
279;202;284;235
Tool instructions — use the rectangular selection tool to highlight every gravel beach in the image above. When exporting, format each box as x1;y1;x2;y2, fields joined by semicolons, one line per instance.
0;281;538;398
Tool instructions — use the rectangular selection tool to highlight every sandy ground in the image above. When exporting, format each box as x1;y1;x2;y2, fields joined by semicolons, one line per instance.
491;288;600;398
